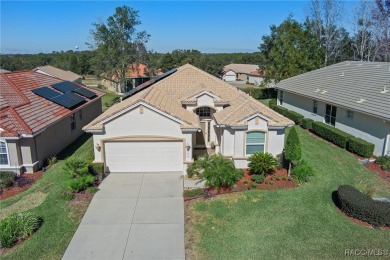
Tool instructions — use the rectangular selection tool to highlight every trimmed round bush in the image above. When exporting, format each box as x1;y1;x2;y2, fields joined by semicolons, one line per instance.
337;185;390;227
301;118;314;129
0;171;17;189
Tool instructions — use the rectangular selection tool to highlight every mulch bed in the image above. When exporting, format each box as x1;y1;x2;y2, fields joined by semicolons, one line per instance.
364;162;390;184
205;168;299;196
0;171;44;200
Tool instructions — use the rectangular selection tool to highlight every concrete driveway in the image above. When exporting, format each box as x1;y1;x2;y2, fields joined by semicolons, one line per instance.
63;172;185;260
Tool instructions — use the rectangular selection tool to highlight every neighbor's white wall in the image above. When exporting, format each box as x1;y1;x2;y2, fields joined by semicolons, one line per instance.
248;75;263;86
281;90;389;156
223;71;236;82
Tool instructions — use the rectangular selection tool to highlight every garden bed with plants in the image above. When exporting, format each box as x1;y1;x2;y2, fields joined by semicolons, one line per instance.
364;156;390;184
0;171;43;200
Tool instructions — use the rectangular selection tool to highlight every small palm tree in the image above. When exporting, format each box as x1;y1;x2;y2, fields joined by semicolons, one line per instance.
248;152;279;176
63;157;89;178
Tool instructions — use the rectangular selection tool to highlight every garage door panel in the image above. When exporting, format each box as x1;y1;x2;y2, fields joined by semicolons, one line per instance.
105;141;183;172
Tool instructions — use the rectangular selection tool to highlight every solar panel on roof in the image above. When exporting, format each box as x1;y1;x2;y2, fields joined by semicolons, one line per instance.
32;87;61;99
73;87;97;99
51;92;85;109
52;81;79;93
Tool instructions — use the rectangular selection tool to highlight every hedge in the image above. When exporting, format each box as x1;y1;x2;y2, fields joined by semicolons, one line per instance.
337;185;390;227
271;105;304;125
272;105;288;116
347;137;375;158
301;118;314;130
269;99;276;109
240;87;277;100
311;121;353;148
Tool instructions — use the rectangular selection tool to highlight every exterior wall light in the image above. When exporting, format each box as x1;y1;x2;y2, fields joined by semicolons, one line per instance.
186;144;191;151
95;143;101;151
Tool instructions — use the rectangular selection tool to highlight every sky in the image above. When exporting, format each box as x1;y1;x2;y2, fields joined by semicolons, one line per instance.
0;1;357;54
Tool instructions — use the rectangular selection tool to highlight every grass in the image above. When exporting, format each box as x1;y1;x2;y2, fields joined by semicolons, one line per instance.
0;134;94;259
102;92;121;111
187;126;390;259
258;98;273;107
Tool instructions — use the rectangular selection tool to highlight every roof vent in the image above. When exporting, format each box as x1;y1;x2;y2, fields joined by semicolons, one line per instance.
314;88;320;93
340;71;344;76
321;90;327;94
381;86;389;94
356;98;365;103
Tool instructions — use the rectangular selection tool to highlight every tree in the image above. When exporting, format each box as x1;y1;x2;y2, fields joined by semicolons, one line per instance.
259;16;323;83
88;5;150;92
284;127;302;176
372;0;390;61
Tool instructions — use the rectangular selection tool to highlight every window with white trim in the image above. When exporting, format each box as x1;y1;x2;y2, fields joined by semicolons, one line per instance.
312;100;318;114
70;113;76;131
0;141;9;165
246;131;266;155
325;104;337;126
195;107;211;117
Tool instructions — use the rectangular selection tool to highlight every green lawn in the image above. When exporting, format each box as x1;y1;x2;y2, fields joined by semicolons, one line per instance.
102;92;121;111
0;134;94;260
187;127;390;259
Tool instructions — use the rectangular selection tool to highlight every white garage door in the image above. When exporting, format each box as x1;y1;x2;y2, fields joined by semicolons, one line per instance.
104;141;183;172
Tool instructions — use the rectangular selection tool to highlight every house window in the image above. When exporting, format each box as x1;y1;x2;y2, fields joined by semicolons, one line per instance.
325;104;337;126
70;113;76;131
79;109;83;120
313;100;318;114
195;107;211;117
0;141;9;165
246;131;266;155
279;91;284;105
347;110;354;120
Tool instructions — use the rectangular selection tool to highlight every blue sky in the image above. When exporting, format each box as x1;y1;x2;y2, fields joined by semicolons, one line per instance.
1;1;356;54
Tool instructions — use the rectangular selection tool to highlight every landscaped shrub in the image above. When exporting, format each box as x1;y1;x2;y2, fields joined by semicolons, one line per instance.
0;171;17;189
248;152;279;176
63;157;89;178
186;155;211;178
311;121;353;148
376;156;390;166
283;110;304;125
240;87;277;100
251;174;265;184
347;137;374;158
200;155;241;189
0;212;41;249
269;99;277;109
337;185;390;227
291;160;314;183
67;175;95;192
272;105;288;116
382;161;390;171
284;127;302;165
301;118;314;129
89;162;105;180
46;156;57;166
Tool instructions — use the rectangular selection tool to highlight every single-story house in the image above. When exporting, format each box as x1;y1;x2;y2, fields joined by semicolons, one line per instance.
222;63;264;86
276;61;390;156
83;64;293;174
101;63;152;94
34;65;82;83
0;71;104;174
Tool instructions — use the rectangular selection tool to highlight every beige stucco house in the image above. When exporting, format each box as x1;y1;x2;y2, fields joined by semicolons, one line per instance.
222;64;264;86
276;61;390;156
34;65;82;83
0;71;104;174
84;64;293;174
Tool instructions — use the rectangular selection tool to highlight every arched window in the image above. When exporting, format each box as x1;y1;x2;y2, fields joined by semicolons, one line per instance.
195;107;211;117
0;141;9;165
245;131;266;155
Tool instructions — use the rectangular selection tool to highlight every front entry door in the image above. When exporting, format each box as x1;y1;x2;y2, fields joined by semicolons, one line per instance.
196;120;212;147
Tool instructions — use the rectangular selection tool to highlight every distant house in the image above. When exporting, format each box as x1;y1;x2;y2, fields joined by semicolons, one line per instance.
101;63;152;94
276;61;390;156
0;69;10;73
0;71;104;174
34;65;82;83
222;64;264;86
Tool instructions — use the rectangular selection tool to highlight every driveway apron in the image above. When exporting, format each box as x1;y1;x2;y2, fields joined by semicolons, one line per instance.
62;172;185;260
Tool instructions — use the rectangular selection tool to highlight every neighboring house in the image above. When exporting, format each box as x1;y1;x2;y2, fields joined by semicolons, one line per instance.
101;63;152;94
34;65;82;83
0;69;10;73
276;61;390;156
222;64;264;86
83;64;293;174
0;71;104;174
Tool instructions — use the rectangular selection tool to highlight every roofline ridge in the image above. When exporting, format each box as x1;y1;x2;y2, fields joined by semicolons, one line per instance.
1;73;30;105
8;107;32;134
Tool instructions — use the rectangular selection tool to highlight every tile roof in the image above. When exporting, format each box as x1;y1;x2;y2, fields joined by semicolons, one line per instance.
276;61;390;121
102;63;150;82
34;65;82;82
223;64;260;74
0;71;104;137
84;64;293;131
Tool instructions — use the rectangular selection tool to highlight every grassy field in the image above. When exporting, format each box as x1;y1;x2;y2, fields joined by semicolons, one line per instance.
0;134;94;260
102;92;121;111
187;126;390;259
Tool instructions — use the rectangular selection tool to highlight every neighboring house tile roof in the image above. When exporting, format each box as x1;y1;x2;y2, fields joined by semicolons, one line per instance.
276;61;390;121
34;65;82;82
223;64;260;74
84;64;293;131
0;71;104;137
102;63;150;83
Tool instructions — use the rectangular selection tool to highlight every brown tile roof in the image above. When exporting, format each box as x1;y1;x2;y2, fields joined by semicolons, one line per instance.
223;64;260;74
34;65;82;82
84;64;293;131
0;71;104;137
102;63;151;82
